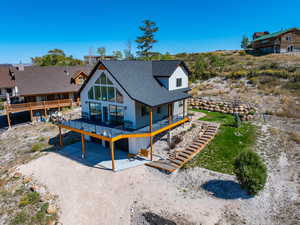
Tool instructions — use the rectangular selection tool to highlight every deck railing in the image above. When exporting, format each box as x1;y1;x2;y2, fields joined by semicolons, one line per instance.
5;99;75;113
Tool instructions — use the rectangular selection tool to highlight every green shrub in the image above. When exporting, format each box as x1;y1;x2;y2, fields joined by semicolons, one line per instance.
234;151;267;195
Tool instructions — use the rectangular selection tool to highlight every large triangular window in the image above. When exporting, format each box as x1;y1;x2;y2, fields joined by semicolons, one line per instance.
107;77;113;85
100;73;107;84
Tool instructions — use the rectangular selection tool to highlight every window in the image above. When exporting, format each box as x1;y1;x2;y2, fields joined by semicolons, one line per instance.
107;87;115;102
176;78;182;87
141;105;148;116
101;86;107;101
89;102;102;121
88;87;94;99
109;105;124;125
91;72;123;104
107;77;113;85
94;86;101;100
100;73;107;84
116;89;123;103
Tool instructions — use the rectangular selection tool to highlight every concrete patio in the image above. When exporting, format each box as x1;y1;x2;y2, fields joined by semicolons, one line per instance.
56;141;149;171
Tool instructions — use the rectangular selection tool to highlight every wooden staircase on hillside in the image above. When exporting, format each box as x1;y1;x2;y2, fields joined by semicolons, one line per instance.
146;122;219;173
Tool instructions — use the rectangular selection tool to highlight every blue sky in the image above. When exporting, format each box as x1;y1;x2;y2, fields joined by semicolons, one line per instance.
0;0;299;63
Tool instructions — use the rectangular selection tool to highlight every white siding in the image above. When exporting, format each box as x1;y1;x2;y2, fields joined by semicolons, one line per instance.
168;66;189;91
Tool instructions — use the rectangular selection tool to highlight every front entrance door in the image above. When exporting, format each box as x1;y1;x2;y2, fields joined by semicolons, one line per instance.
103;106;108;123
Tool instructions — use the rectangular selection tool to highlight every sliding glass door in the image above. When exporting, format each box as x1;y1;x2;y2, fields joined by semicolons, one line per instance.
89;102;102;122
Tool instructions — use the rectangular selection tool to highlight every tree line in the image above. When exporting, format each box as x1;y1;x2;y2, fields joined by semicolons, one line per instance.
32;19;160;66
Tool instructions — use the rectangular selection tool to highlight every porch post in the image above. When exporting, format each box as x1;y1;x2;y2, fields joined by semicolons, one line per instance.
167;103;172;145
59;126;63;147
29;103;33;122
43;101;48;119
6;111;11;128
183;99;186;117
81;134;85;159
149;107;153;161
110;141;116;171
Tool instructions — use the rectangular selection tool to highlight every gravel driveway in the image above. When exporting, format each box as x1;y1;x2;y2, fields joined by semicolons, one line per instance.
18;151;229;225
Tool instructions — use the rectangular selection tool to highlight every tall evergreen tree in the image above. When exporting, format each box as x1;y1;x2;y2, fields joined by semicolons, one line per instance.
135;20;158;59
241;35;250;49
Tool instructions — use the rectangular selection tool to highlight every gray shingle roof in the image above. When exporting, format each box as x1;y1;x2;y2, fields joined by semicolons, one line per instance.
152;60;184;77
12;65;93;96
82;60;190;107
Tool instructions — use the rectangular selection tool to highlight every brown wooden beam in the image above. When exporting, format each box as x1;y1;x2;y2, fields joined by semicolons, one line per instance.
149;107;153;161
6;112;11;129
81;134;85;159
59;126;63;147
110;141;116;171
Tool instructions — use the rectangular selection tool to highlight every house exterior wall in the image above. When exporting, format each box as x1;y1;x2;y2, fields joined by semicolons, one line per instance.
168;66;189;90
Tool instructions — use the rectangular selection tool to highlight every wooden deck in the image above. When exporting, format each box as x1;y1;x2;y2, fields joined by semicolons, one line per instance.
5;99;76;128
5;99;74;113
146;122;219;173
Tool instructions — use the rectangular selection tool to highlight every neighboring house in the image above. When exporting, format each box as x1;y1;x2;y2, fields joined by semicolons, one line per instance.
0;66;17;99
67;60;191;156
84;55;117;65
251;27;300;54
10;65;93;102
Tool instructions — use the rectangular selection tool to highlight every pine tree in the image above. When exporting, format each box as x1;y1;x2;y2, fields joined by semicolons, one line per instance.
135;20;158;59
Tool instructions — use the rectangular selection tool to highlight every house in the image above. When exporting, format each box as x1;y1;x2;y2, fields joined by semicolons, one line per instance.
10;65;93;102
58;60;191;170
0;66;17;100
251;28;300;54
5;65;93;127
84;55;117;65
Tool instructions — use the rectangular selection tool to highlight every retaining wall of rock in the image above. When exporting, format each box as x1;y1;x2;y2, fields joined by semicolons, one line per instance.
189;97;256;121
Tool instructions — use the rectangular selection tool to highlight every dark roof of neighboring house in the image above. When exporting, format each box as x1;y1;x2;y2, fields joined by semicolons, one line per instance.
252;27;300;42
0;67;15;88
12;65;93;96
80;60;190;107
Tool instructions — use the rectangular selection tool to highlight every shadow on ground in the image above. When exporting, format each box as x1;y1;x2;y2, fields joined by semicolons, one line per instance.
201;179;252;200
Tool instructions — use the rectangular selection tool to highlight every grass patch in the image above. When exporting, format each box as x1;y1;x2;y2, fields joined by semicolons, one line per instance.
183;109;256;174
10;210;29;225
31;143;47;152
19;191;40;207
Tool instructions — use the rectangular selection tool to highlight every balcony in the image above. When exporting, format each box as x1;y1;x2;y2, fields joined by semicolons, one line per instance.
58;114;189;141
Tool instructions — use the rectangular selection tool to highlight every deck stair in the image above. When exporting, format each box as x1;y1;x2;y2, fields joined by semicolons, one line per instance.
146;122;219;173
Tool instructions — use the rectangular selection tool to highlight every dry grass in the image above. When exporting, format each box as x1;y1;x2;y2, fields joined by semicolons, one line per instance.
289;131;300;144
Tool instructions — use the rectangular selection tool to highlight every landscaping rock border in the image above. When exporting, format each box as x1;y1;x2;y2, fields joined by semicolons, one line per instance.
189;97;256;121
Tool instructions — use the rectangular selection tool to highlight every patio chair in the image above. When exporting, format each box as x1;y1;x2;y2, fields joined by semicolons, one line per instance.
128;148;149;159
